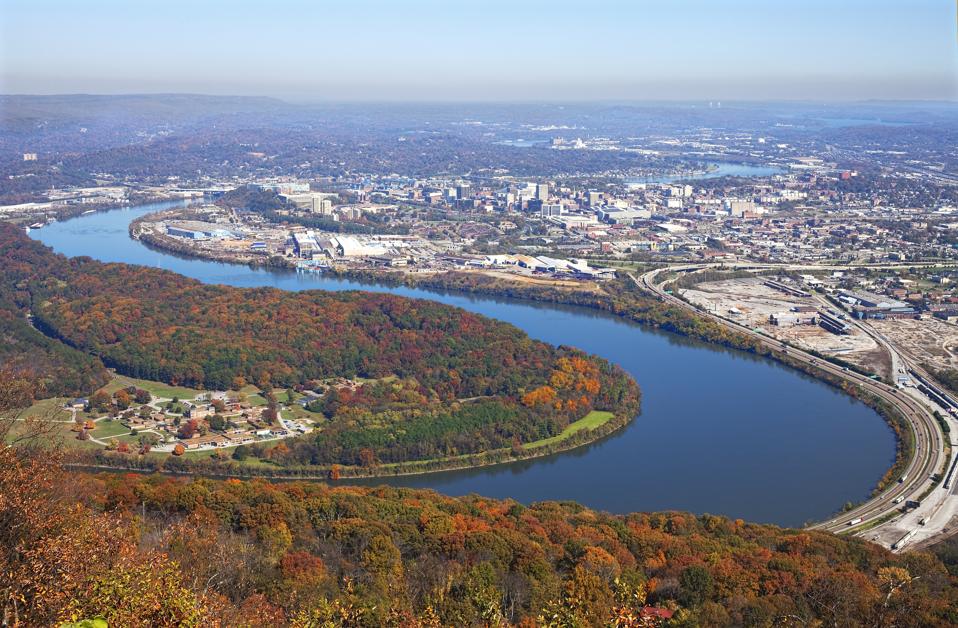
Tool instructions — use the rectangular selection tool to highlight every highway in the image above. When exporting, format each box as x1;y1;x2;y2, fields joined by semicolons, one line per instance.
633;266;947;540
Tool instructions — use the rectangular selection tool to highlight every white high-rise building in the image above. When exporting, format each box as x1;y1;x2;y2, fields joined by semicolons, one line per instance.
311;196;333;215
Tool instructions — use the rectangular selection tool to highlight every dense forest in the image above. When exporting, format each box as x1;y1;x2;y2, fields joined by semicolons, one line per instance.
0;224;638;467
327;268;918;492
0;294;109;397
2;392;956;627
332;269;772;356
0;240;110;397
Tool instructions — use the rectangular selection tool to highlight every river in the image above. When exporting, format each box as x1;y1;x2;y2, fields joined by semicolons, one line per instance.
30;202;895;526
625;162;784;186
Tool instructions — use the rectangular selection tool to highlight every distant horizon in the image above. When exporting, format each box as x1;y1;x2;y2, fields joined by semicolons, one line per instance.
2;0;955;102
2;92;956;106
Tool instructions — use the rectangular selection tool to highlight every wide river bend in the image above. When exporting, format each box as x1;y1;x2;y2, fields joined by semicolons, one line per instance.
30;202;895;527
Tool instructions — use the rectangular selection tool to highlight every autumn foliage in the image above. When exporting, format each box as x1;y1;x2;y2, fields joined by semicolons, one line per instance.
39;471;958;627
0;360;955;628
0;224;641;468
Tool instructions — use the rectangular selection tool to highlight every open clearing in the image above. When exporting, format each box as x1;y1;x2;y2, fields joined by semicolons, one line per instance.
102;374;206;400
525;410;614;450
682;277;884;376
871;317;958;373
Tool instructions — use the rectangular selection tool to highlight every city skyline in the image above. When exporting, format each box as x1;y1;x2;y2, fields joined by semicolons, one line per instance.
1;0;956;102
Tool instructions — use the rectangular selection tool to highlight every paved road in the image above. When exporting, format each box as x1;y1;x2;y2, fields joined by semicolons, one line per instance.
633;266;946;539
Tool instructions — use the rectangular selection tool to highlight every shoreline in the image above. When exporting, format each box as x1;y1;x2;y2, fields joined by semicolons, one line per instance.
119;209;911;502
71;406;635;482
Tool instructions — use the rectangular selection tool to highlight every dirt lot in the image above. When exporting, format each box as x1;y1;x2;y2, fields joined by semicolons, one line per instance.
872;317;958;373
479;270;595;289
682;278;810;327
682;278;886;377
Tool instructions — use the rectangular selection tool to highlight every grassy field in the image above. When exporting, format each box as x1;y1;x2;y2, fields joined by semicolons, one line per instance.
283;404;316;421
525;411;614;450
373;410;617;472
104;433;145;446
245;394;268;406
177;448;277;468
15;396;74;422
243;387;304;406
102;374;205;400
4;419;100;449
90;419;135;439
237;384;273;406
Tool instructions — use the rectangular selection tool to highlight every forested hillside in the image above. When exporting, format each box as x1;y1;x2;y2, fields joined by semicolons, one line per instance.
0;224;639;467
0;295;109;397
2;435;955;627
0;227;110;396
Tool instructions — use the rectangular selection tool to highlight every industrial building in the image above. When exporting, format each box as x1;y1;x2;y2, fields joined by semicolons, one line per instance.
166;224;234;240
838;289;918;319
597;207;652;225
818;310;851;335
291;231;320;257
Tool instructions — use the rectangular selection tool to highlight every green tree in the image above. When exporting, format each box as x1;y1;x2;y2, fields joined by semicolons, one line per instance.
679;564;713;608
232;444;249;461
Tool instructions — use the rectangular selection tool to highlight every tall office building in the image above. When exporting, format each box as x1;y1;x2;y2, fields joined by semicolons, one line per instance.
311;196;333;215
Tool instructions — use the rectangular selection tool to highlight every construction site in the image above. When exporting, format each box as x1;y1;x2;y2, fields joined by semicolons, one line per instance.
680;277;888;377
871;317;958;375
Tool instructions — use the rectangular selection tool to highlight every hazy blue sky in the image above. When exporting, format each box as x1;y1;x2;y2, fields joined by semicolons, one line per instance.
1;0;955;101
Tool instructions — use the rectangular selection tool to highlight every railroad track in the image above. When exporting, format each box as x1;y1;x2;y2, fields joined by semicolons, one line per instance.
633;267;945;535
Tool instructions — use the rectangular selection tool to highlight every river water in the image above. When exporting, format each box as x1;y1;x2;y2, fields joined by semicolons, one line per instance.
626;162;785;186
30;202;895;526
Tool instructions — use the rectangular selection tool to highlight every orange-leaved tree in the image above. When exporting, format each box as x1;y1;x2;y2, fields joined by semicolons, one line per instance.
0;369;209;627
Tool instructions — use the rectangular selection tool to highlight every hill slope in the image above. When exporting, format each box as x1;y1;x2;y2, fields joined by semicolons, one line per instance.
0;223;639;467
3;448;955;627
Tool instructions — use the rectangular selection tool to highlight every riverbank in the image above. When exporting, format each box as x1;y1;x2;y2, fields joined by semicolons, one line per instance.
129;211;296;269
318;266;917;500
125;214;913;473
68;407;635;481
7;193;174;227
116;219;913;498
30;205;898;526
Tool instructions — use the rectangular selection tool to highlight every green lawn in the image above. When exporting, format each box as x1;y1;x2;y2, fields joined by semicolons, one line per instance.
177;447;277;468
282;404;314;420
101;374;205;401
104;433;145;446
4;420;101;449
15;396;74;422
376;410;617;471
245;394;268;407
237;384;271;406
90;419;136;439
273;389;295;404
525;411;614;450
